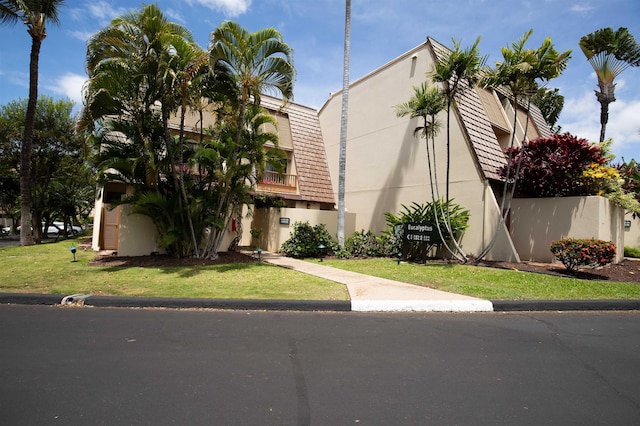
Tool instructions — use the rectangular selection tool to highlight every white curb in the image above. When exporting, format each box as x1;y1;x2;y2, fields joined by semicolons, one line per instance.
351;299;494;312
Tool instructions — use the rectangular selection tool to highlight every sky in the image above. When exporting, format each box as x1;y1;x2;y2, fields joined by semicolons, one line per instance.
1;0;639;160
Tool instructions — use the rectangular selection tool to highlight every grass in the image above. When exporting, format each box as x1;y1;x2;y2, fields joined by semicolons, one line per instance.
319;258;640;300
2;238;640;301
0;237;349;300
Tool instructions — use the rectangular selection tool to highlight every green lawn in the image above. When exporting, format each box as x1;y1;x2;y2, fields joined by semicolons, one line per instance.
320;258;640;300
2;238;640;301
0;238;349;300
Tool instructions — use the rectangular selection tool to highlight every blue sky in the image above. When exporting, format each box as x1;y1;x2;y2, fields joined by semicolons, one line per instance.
1;0;639;160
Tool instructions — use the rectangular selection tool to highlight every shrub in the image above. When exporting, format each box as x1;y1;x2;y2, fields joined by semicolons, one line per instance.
383;199;470;261
550;238;616;271
624;246;640;258
501;133;607;198
279;221;337;258
345;230;383;258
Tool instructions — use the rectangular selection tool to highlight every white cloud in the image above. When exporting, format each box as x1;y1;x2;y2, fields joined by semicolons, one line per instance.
47;73;87;106
570;4;594;13
560;89;640;159
68;30;94;42
165;8;186;24
86;1;129;22
185;0;252;17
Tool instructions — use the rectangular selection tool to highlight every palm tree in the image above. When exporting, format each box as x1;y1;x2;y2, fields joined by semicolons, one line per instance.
580;27;640;142
209;21;295;256
83;4;201;257
209;21;295;147
394;83;468;260
428;37;485;260
337;0;351;248
0;0;65;246
476;30;570;261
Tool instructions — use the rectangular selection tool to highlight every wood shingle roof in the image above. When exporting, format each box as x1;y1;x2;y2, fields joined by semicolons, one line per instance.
261;96;336;205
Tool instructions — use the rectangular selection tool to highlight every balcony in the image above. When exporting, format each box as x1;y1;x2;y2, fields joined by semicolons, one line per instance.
257;170;298;193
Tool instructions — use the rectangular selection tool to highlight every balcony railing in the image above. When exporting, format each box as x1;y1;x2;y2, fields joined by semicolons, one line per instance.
259;170;297;189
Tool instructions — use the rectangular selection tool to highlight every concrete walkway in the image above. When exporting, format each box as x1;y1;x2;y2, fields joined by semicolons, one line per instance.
260;252;493;312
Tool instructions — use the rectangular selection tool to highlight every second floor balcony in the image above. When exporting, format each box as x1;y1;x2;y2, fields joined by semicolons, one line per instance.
258;170;298;193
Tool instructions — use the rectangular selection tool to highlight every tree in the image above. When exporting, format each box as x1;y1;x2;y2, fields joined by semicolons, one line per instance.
580;27;640;142
337;0;351;247
395;83;464;259
531;87;564;133
476;30;570;261
0;96;85;242
83;4;201;257
208;21;294;257
0;0;65;246
428;37;485;260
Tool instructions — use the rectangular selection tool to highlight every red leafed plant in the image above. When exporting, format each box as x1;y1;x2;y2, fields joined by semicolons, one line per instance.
500;133;607;198
550;238;616;271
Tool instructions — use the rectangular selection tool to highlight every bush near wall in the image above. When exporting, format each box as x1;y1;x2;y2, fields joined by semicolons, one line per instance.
550;238;616;271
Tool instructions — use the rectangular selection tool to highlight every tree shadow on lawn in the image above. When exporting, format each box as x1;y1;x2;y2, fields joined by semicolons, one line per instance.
88;252;260;278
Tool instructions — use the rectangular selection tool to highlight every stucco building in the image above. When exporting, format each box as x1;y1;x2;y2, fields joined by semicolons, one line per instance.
319;37;624;262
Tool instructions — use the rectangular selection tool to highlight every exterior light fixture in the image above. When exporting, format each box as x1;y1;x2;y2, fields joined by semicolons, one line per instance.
317;244;327;262
254;247;263;264
69;244;77;262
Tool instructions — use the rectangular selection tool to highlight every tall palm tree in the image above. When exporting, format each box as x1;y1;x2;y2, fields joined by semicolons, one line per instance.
428;37;485;260
337;0;351;247
0;0;65;246
83;4;201;257
209;21;295;147
580;27;640;142
394;83;468;260
209;21;294;255
476;30;570;261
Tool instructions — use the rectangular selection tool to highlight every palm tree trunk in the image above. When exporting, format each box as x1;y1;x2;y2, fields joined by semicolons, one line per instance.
19;37;42;246
337;0;351;247
596;91;613;143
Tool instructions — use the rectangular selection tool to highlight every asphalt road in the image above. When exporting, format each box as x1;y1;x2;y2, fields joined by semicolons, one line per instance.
1;305;639;425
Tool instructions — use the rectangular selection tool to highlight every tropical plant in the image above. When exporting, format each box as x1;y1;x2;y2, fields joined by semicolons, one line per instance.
208;20;295;257
550;238;616;271
531;87;564;133
394;83;456;257
428;37;485;260
476;30;571;261
580;27;640;142
383;200;470;262
0;0;65;246
500;133;607;198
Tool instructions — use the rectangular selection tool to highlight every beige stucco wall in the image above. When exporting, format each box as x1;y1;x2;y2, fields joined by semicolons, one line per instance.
241;207;356;252
318;44;518;261
510;196;625;263
624;215;640;248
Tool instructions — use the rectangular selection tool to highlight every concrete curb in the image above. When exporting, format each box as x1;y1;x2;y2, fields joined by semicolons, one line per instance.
0;293;351;312
3;293;640;312
492;299;640;312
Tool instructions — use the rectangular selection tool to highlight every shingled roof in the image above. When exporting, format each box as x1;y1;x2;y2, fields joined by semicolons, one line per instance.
260;96;336;205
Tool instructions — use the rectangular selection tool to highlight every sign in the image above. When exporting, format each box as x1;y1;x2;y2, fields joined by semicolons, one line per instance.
402;223;440;244
279;217;290;225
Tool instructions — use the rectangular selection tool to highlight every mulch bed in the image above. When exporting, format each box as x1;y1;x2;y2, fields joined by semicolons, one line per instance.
477;259;640;283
